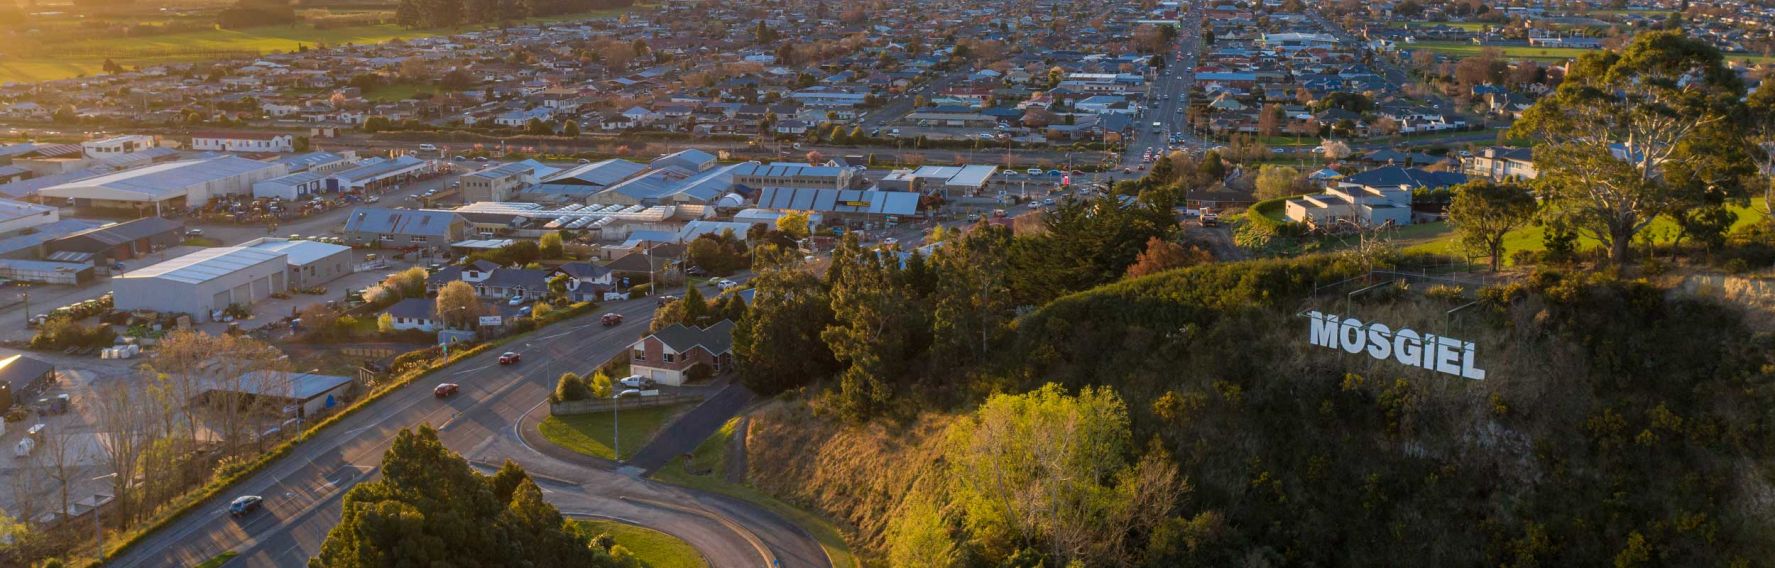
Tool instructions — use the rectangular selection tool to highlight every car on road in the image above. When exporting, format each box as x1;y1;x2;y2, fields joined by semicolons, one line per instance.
716;279;738;290
1025;167;1042;175
434;383;460;398
184;228;204;238
418;143;437;152
1201;213;1221;227
228;495;263;518
601;313;624;327
507;294;525;306
498;352;521;365
619;375;656;389
966;213;980;222
656;295;678;307
685;266;707;277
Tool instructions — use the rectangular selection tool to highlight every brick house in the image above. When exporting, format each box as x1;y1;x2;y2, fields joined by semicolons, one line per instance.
628;320;735;386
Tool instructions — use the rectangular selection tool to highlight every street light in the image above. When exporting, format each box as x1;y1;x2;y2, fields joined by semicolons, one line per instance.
611;390;622;463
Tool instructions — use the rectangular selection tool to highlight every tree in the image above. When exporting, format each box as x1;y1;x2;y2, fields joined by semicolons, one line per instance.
732;265;836;395
1448;181;1537;271
562;120;580;137
776;210;811;239
1509;31;1753;265
1745;78;1775;218
1320;139;1352;160
1125;236;1211;278
436;281;483;330
313;426;625;567
539;232;564;259
553;372;591;402
1253;165;1309;201
931;224;1014;361
916;384;1187;566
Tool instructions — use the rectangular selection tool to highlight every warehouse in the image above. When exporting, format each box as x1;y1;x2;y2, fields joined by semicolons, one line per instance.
754;187;921;221
45;217;185;264
243;237;353;289
199;371;354;419
341;207;467;249
112;246;288;321
38;157;287;213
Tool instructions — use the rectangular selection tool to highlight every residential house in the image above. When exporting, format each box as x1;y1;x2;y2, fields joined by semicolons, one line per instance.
628;320;735;386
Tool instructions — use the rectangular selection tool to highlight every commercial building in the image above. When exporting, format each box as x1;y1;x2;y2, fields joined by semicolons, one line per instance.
80;135;158;158
242;237;354;289
0;355;56;408
879;165;998;196
0;199;58;235
0;259;93;285
341;207;467;249
460;162;544;203
755;187;921;220
731;162;856;190
112;246;289;321
200;371;354;419
38;157;287;213
189;131;296;153
44;217;185;264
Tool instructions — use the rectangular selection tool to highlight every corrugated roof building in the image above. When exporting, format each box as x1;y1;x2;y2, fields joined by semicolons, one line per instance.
113;246;290;321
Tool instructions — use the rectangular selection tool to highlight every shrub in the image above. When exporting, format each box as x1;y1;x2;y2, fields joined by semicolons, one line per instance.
552;372;592;403
1423;284;1465;302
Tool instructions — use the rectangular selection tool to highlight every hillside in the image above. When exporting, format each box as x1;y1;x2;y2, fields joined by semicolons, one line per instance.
740;254;1775;566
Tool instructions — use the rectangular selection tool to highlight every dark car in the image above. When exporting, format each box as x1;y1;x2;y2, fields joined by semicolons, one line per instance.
601;313;624;327
434;383;460;398
229;495;263;517
656;295;678;307
498;352;520;365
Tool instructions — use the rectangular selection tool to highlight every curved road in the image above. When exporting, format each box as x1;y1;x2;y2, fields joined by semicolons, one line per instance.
108;291;829;568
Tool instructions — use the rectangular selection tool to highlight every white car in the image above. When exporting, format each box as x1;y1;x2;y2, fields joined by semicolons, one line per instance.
619;375;656;389
507;295;525;306
716;279;738;290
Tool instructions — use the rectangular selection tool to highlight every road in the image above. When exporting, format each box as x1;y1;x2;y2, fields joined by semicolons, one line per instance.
1122;5;1203;170
107;287;829;568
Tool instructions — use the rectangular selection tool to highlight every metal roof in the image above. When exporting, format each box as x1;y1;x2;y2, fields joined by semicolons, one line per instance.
343;207;461;237
542;159;648;187
244;238;350;266
40;157;282;199
755;187;920;216
118;246;284;285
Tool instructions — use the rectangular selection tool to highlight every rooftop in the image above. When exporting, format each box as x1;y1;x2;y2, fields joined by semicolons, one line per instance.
119;246;284;285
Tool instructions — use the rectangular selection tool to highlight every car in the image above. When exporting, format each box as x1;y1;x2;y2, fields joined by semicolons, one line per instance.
966;213;980;221
434;383;460;398
619;375;656;389
498;352;520;365
716;279;738;290
452;155;466;161
475;156;489;162
1048;169;1063;176
507;295;525;306
685;266;708;277
617;389;643;398
365;195;380;204
601;313;624;326
184;228;205;238
1042;198;1056;206
1201;213;1221;227
228;495;263;517
656;295;679;307
418;143;437;152
880;237;898;246
578;158;592;164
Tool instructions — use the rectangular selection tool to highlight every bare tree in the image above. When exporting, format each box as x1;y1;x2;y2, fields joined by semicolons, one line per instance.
90;382;155;525
35;425;88;525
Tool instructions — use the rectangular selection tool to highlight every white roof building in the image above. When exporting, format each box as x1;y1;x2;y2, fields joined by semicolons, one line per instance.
38;157;286;212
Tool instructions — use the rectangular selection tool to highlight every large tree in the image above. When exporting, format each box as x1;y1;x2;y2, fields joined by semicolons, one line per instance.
1509;31;1753;265
1448;180;1538;271
732;264;836;395
313;426;630;567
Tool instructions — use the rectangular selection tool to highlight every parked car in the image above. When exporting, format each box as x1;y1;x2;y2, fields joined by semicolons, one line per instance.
184;228;204;238
1025;167;1042;175
1201;213;1221;227
716;279;738;290
507;295;525;306
434;383;460;398
228;495;263;517
601;313;624;327
498;352;521;365
617;389;643;398
619;375;656;389
418;143;437;152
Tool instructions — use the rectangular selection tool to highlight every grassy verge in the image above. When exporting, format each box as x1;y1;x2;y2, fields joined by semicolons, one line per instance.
538;403;691;461
1402;197;1771;263
93;303;599;566
652;418;860;568
575;520;707;568
193;551;238;568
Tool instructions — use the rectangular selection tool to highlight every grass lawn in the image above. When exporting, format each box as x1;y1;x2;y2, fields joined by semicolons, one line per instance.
365;81;437;102
538;402;690;461
576;520;707;568
653;418;861;568
193;551;238;568
1401;197;1771;264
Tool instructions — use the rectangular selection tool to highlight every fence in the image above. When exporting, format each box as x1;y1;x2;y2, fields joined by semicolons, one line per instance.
549;392;702;416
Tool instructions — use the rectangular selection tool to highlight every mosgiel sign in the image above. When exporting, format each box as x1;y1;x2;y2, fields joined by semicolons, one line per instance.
1306;311;1486;380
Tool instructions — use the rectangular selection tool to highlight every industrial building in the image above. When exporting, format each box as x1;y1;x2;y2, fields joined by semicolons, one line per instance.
44;217;185;265
242;237;354;289
341;207;467;249
878;165;998;196
189;131;295;153
200;371;354;419
38;157;287;213
731;162;857;190
0;199;58;235
112;246;289;321
754;187;921;220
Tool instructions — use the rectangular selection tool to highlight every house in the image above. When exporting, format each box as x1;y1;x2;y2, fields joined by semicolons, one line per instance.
1463;147;1537;181
628;320;735;386
426;260;551;301
384;297;444;332
551;262;616;302
341;207;466;249
493;107;556;128
190;131;296;153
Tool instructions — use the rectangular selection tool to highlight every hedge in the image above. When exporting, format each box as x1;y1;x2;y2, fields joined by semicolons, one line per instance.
92;303;597;565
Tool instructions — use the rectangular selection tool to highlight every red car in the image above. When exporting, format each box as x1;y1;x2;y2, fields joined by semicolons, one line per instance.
498;352;520;365
434;383;459;398
601;313;624;327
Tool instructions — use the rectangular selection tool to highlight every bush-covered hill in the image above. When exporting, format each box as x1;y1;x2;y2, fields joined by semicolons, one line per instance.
745;255;1775;567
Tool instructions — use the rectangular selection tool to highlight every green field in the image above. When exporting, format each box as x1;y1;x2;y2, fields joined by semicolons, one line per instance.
1400;198;1771;263
538;402;690;461
1408;40;1775;64
1395;21;1490;31
0;6;643;84
653;418;860;568
576;520;707;568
